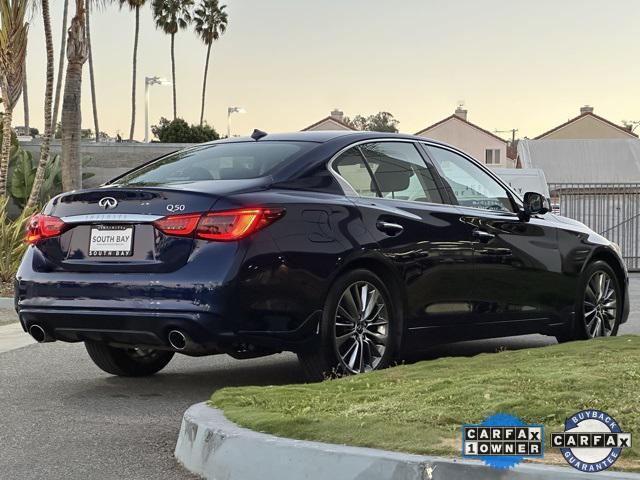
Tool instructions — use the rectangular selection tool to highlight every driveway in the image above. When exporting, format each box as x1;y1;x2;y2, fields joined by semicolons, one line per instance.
1;275;638;479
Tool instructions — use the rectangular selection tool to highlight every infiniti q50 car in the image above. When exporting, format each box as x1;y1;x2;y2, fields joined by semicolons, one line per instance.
15;130;629;379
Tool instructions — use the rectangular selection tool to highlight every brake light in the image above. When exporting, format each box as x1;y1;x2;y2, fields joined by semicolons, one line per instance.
153;208;285;241
153;214;201;236
26;214;67;244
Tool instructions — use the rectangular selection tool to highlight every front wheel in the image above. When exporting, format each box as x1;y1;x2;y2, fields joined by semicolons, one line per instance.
556;260;621;343
298;269;398;381
85;341;174;377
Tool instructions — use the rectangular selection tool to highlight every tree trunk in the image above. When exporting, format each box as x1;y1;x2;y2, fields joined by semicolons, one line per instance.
86;3;99;142
0;102;12;196
199;42;212;126
27;0;55;210
171;32;176;120
61;62;83;191
22;64;29;133
51;0;70;134
61;1;88;192
128;5;140;140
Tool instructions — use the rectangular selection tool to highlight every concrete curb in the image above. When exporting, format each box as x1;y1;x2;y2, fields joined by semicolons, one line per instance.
175;402;639;480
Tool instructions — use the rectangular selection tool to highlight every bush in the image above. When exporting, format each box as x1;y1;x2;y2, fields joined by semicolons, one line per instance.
0;196;32;283
151;117;220;143
7;147;94;210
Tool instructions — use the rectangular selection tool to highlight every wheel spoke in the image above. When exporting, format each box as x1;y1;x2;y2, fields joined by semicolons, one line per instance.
589;316;602;337
584;307;597;318
365;328;388;345
585;285;597;303
359;283;368;314
367;318;388;328
342;288;359;318
336;331;356;348
347;338;360;370
363;289;379;318
363;337;382;358
336;306;357;326
596;273;605;300
341;338;358;362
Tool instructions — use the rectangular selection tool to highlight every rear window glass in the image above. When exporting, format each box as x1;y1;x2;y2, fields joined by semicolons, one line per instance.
113;142;315;186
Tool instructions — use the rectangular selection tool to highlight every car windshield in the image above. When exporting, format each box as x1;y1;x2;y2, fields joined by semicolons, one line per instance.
113;141;316;186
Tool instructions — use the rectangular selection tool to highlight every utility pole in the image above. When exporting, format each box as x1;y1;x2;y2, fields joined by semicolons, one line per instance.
494;128;518;144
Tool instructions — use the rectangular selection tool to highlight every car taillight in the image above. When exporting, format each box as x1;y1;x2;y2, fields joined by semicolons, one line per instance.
153;208;285;241
153;214;201;237
26;214;67;244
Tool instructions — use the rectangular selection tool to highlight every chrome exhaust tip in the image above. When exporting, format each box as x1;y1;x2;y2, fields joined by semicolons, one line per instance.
168;330;187;350
29;324;50;343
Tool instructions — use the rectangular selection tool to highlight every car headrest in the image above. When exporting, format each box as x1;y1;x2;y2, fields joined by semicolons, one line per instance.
182;166;214;180
371;161;411;193
219;165;260;179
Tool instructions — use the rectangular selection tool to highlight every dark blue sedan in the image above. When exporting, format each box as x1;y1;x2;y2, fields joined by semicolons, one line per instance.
15;130;629;379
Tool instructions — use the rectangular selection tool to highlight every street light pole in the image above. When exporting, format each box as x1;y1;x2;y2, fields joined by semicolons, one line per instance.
144;76;172;143
227;106;246;137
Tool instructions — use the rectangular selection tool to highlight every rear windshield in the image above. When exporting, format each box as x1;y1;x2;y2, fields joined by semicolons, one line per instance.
113;141;316;186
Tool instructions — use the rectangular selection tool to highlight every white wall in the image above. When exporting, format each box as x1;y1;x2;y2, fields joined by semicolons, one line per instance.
417;117;510;168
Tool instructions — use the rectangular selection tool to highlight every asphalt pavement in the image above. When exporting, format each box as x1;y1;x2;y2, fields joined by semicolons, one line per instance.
1;275;638;480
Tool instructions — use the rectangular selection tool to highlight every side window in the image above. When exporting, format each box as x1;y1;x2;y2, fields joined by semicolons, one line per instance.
427;145;515;213
333;148;378;197
359;142;442;204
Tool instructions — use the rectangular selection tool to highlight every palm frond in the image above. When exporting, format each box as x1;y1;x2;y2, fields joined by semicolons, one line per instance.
0;0;29;110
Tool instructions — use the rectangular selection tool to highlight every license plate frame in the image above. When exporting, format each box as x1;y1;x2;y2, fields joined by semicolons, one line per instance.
88;225;134;257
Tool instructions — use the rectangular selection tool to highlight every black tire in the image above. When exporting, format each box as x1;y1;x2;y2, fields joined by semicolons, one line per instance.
556;260;621;343
298;269;399;381
85;341;174;377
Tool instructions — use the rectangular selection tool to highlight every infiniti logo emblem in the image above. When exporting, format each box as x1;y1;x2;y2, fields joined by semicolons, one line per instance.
98;197;118;209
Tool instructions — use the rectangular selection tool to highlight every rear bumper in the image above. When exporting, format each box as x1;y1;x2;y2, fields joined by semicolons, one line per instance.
17;304;321;356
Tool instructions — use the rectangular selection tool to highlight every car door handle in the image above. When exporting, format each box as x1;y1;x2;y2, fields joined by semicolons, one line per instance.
472;229;495;242
376;221;404;236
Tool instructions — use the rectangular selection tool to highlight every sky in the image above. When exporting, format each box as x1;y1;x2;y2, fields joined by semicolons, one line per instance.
17;0;640;141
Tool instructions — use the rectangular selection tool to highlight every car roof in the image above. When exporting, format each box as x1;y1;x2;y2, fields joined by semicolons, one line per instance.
207;130;449;145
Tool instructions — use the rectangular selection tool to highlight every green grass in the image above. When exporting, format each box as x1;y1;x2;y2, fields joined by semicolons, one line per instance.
211;336;640;470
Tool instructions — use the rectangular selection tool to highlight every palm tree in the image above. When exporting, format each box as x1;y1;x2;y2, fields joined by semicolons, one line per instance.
193;0;226;126
22;61;29;132
51;0;69;134
60;0;88;191
119;0;146;141
0;0;29;195
26;0;54;209
85;1;99;142
152;0;193;120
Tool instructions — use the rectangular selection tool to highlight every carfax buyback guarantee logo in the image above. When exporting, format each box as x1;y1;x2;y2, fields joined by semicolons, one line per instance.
552;409;632;473
462;413;544;469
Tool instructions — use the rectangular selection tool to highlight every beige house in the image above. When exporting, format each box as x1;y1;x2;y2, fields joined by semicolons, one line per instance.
302;109;356;132
415;108;514;168
535;106;637;140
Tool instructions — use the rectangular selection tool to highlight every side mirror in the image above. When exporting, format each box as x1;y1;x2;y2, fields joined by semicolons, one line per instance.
520;192;550;221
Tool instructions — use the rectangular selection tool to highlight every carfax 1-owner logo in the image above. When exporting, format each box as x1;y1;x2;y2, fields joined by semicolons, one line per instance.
552;409;632;473
461;413;544;469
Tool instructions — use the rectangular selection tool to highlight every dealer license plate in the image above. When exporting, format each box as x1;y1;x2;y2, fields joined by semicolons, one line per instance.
89;225;134;257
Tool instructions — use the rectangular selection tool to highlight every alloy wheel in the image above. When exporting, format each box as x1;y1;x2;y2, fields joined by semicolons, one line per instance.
584;270;617;338
333;281;389;374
